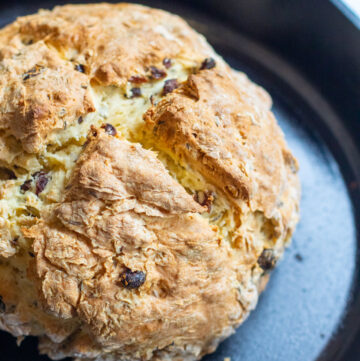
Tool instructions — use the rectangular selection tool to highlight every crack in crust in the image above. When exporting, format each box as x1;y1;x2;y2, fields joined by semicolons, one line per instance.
0;3;216;153
0;41;94;153
145;68;299;219
0;3;300;361
26;130;243;359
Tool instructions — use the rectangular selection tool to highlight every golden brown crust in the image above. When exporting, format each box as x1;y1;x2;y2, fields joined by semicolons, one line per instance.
0;2;218;153
144;68;297;219
0;3;300;361
63;130;205;215
0;41;94;153
26;129;242;359
16;3;213;86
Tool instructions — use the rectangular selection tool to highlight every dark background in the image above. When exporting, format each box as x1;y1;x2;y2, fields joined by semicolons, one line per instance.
0;1;358;360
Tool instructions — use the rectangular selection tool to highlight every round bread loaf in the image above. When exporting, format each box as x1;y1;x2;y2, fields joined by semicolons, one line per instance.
0;3;300;361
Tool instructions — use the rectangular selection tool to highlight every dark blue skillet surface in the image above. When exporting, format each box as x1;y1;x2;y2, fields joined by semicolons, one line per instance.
0;1;359;361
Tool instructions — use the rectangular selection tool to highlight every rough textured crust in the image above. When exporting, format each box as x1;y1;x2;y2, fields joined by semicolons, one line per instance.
0;3;300;361
0;41;95;153
28;130;240;358
0;2;214;152
145;68;296;219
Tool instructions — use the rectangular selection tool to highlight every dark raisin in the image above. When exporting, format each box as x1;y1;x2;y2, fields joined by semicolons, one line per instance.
0;296;5;313
28;251;35;258
129;75;148;84
130;87;142;98
119;269;146;289
90;125;98;137
200;57;216;70
0;168;17;180
101;123;117;136
162;58;172;69
32;171;49;196
194;190;215;212
23;73;33;81
258;249;277;271
20;179;32;193
23;65;44;81
75;64;85;73
78;116;84;124
162;79;179;95
149;66;167;80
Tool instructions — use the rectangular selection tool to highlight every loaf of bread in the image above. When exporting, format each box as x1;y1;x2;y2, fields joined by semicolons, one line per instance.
0;3;300;360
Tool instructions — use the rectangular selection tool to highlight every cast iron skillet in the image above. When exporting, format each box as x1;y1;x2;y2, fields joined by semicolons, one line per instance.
0;1;359;360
